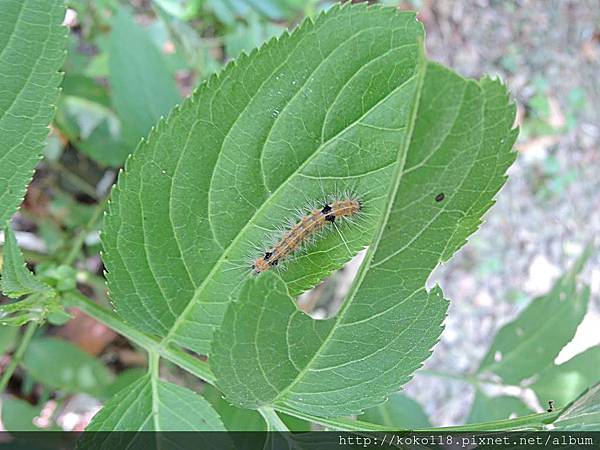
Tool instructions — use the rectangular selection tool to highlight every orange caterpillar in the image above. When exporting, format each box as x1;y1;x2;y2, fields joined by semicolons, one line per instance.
252;198;361;274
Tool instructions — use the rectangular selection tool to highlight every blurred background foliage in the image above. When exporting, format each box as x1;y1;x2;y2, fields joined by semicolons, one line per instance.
1;0;599;432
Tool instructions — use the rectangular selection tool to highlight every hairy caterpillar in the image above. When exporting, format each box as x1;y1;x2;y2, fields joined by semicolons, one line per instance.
251;197;361;274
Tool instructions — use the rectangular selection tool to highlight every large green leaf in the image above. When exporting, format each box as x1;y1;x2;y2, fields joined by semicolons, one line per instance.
0;0;66;222
533;346;600;409
22;337;113;396
107;8;181;164
103;4;517;418
210;66;517;417
103;4;426;353
478;252;591;385
80;375;232;449
552;382;600;431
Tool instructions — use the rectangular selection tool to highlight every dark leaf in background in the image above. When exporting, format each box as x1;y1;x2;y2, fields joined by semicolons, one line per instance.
108;8;181;161
477;249;592;385
22;337;113;397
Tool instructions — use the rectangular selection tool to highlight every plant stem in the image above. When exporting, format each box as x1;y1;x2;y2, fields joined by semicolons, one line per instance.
63;291;215;384
63;290;564;433
259;407;290;432
147;350;161;430
148;350;160;376
63;198;108;266
0;321;38;393
422;410;562;432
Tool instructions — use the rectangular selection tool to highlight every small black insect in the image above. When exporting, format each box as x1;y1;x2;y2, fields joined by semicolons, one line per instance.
324;214;336;222
435;193;445;202
547;400;555;412
269;259;279;266
320;204;332;214
264;251;273;260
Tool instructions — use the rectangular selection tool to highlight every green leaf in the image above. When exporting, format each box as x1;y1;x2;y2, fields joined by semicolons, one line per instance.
1;226;52;298
22;337;112;396
0;294;63;326
0;324;18;354
1;397;42;431
552;382;600;431
61;73;111;107
103;3;518;418
54;95;128;167
224;13;284;58
210;64;518;417
108;8;181;161
0;0;67;222
466;391;533;424
532;346;600;409
80;375;232;448
103;4;427;354
478;252;591;385
361;393;431;429
207;0;298;24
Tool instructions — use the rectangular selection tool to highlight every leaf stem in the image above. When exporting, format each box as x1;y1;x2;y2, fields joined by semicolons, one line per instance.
259;407;290;432
63;291;215;384
148;349;160;376
421;410;562;432
63;291;563;433
148;350;161;431
0;321;38;393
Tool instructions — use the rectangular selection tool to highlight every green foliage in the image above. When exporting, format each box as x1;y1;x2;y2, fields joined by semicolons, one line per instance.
1;226;52;298
361;393;431;429
466;391;533;424
553;383;600;431
211;50;517;419
100;367;147;400
22;337;113;396
54;88;126;168
0;0;67;222
0;324;18;354
533;346;600;409
81;375;231;448
202;384;310;432
0;226;60;325
102;3;518;421
478;250;591;384
8;0;591;434
206;0;302;24
0;396;58;431
103;4;425;353
107;8;181;164
202;384;268;431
